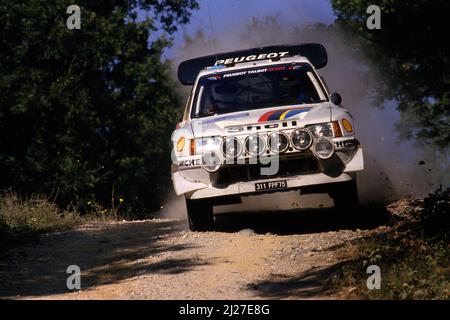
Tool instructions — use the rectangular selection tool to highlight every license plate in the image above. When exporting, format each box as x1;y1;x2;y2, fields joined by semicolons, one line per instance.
255;180;287;191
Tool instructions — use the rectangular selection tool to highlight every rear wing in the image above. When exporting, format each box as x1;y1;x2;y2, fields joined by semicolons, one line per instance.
177;43;327;86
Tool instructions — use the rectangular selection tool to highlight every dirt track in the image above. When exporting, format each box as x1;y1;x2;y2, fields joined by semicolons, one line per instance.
0;206;391;300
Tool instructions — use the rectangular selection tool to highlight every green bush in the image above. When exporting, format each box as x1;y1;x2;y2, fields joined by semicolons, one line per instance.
0;192;81;247
0;0;198;216
332;189;450;300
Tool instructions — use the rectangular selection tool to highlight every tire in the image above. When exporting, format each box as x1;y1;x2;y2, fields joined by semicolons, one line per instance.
185;198;215;232
329;179;360;213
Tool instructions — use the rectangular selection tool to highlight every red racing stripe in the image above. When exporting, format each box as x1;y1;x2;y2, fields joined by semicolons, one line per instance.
258;110;278;122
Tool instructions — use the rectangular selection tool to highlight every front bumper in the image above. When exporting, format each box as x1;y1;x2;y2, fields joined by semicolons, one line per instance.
172;145;364;200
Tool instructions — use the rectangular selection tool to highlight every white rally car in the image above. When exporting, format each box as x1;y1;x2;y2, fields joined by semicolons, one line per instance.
172;44;364;231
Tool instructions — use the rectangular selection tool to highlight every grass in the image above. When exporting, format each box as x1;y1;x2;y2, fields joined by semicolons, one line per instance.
0;191;122;251
330;188;450;300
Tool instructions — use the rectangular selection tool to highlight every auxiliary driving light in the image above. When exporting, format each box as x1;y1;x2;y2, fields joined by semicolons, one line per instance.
222;137;243;159
291;129;313;151
245;135;266;156
268;132;289;153
201;151;222;173
312;137;335;160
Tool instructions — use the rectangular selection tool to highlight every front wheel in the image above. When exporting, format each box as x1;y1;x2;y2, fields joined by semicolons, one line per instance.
185;198;215;232
329;179;360;213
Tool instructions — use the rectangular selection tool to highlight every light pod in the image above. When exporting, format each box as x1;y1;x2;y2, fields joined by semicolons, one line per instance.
312;137;335;159
268;132;289;153
291;129;313;151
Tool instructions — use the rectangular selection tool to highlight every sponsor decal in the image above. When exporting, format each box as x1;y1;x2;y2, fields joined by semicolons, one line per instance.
219;66;288;79
223;71;247;78
207;75;221;81
215;52;290;66
201;112;250;125
179;158;201;168
335;139;357;149
342;118;353;133
176;137;186;152
258;107;312;122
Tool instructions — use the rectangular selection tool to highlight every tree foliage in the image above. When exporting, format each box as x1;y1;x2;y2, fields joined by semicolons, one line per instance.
332;0;450;148
0;0;198;214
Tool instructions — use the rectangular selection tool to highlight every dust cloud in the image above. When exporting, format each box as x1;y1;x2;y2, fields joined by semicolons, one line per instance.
162;14;443;216
159;194;187;220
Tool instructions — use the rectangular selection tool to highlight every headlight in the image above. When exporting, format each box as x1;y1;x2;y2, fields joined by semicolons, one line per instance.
245;135;266;156
306;123;334;137
306;122;343;138
312;137;335;159
193;137;223;172
268;132;289;153
222;137;243;159
291;129;313;151
195;137;222;154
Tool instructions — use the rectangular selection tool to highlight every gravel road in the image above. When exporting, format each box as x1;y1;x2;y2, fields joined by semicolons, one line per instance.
0;206;391;300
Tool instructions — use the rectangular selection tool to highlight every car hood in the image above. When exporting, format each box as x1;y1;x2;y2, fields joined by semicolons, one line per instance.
190;103;334;137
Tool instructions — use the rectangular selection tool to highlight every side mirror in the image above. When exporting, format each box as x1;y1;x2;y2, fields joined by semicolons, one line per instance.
330;92;342;105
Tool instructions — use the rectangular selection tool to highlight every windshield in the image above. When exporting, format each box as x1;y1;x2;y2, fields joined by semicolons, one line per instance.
191;64;327;119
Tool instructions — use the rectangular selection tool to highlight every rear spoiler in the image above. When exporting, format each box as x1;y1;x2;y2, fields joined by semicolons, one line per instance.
177;43;327;86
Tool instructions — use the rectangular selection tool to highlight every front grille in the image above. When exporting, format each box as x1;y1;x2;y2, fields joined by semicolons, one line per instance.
213;155;319;187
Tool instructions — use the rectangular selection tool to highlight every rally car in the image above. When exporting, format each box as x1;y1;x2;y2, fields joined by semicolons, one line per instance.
171;44;364;231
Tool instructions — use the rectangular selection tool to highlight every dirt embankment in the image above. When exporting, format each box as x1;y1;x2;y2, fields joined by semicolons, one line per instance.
0;206;392;300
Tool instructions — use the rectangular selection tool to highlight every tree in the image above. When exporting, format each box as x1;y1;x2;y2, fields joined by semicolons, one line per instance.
0;0;198;214
331;0;450;148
